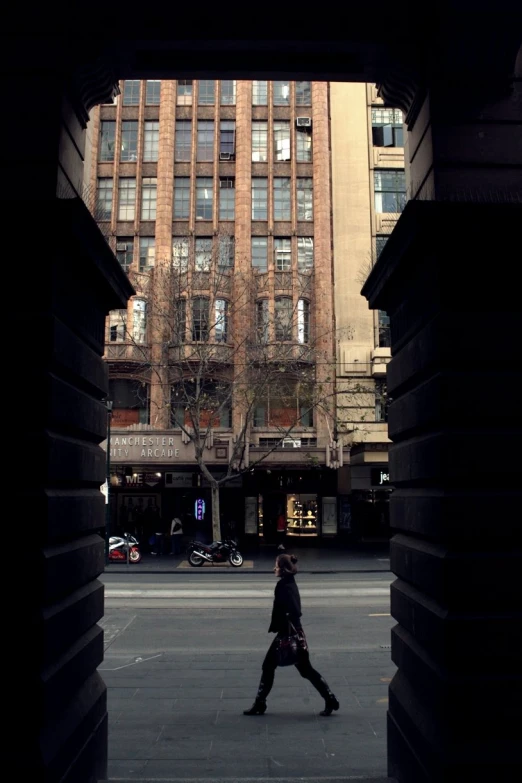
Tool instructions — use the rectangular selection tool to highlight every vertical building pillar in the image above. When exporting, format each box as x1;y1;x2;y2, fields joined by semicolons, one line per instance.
363;74;522;782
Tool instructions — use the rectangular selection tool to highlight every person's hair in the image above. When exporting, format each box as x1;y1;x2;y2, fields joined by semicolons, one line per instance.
277;553;298;575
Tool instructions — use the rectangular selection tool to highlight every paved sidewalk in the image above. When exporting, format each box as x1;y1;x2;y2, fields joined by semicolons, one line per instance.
106;545;391;575
103;643;394;780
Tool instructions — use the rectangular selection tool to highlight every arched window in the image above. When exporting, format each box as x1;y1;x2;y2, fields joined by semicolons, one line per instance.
192;297;209;341
275;297;293;341
297;299;310;344
215;299;229;343
256;299;269;344
132;299;147;344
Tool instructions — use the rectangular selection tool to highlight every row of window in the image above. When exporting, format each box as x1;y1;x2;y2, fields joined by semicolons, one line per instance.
99;119;312;164
115;235;314;274
119;79;312;107
110;296;311;345
96;176;315;222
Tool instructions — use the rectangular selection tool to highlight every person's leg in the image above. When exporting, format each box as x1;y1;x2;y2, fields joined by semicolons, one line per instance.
295;652;340;716
244;638;278;715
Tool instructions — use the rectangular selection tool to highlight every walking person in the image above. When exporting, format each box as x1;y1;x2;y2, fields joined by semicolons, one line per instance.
243;553;340;717
170;515;183;555
276;511;286;551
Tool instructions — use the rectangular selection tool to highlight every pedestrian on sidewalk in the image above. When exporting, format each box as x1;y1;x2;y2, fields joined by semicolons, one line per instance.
243;553;340;717
276;511;286;551
169;515;183;555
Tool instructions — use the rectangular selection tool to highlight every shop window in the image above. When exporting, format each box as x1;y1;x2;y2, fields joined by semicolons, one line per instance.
286;495;319;537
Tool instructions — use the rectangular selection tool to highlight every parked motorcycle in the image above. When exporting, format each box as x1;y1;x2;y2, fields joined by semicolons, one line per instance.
108;533;142;563
187;538;243;567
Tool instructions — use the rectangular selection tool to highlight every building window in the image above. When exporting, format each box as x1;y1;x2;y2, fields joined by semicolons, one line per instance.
122;80;140;106
374;170;406;213
172;238;189;272
253;80;268;106
220;121;236;158
252;178;268;220
196;177;213;220
132;299;147;344
141;177;157;220
221;80;236;105
256;299;269;343
192;297;209;341
118;178;136;221
252;237;268;272
274;237;291;271
274;177;291;220
145;80;161;105
174;177;190;219
177;79;193;106
197;121;214;162
376;235;388;259
273;81;290;105
297;299;310;344
120;121;138;162
296;178;313;220
198;79;215;105
252;121;268;162
296;81;311;105
275;297;293;341
99;121;115;161
274;121;291;161
375;380;389;422
175;121;192;162
173;298;187;343
109;309;127;342
215;299;229;343
297;237;314;271
371;108;404;148
139;237;155;271
96;178;113;220
195;238;212;271
143;121;159;162
296;126;312;162
116;238;134;271
219;177;235;220
218;235;235;269
378;311;391;347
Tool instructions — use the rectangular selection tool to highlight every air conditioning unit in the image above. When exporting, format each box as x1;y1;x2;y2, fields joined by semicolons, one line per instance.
296;117;312;127
116;243;128;251
219;152;232;161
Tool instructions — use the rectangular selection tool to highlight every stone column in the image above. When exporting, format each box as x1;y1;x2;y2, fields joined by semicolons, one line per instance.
8;69;133;781
363;67;522;780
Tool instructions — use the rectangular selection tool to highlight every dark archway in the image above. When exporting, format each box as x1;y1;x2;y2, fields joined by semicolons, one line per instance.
10;3;521;781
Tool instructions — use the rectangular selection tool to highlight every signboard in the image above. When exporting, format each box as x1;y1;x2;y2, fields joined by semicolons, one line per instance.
371;468;391;486
195;498;206;520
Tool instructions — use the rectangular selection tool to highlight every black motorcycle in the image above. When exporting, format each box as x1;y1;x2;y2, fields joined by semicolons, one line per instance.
187;538;243;567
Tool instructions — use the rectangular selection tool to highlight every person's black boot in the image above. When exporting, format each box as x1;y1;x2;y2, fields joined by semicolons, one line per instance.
243;698;267;715
320;694;340;716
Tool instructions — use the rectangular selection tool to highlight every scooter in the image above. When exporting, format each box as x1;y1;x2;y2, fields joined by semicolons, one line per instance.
108;533;142;563
187;538;243;567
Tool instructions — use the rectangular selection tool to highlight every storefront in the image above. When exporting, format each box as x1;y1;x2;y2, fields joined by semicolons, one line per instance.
242;468;339;543
339;443;393;542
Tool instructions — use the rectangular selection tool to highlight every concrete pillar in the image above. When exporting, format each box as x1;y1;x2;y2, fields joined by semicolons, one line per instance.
8;72;133;781
363;71;522;780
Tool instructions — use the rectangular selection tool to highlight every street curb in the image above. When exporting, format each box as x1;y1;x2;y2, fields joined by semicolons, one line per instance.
103;569;391;575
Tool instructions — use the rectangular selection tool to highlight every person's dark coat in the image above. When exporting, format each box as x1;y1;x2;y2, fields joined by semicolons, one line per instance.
268;574;302;633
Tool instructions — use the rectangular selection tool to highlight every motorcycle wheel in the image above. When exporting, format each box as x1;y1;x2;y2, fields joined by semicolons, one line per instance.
188;551;205;567
129;548;141;563
229;551;243;567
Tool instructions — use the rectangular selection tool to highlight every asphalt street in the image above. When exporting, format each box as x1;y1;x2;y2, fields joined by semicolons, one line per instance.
101;571;395;781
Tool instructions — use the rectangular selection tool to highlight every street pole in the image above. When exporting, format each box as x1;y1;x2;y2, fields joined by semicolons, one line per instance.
105;400;113;565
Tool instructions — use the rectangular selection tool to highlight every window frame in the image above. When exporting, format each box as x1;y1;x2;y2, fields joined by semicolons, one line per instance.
143;121;159;162
99;121;116;162
192;296;210;341
141;177;157;220
122;80;140;106
273;177;291;221
196;177;213;221
120;120;139;162
296;177;313;221
118;177;136;221
174;177;191;219
252;178;268;220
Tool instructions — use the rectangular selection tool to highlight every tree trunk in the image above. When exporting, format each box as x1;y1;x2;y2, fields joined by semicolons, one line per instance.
210;480;221;542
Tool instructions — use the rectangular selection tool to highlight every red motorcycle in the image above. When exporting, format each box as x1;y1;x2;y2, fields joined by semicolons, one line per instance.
108;533;142;563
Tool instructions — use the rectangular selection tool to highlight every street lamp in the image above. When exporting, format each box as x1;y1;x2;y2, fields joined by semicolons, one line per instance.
105;400;113;565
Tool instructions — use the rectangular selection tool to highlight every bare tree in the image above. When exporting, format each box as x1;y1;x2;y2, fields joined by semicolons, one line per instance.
108;233;381;540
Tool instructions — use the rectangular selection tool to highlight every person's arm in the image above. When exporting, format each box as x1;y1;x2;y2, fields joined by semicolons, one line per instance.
170;519;175;536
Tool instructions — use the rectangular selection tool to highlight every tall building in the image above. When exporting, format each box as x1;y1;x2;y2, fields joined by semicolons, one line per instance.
87;78;403;545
